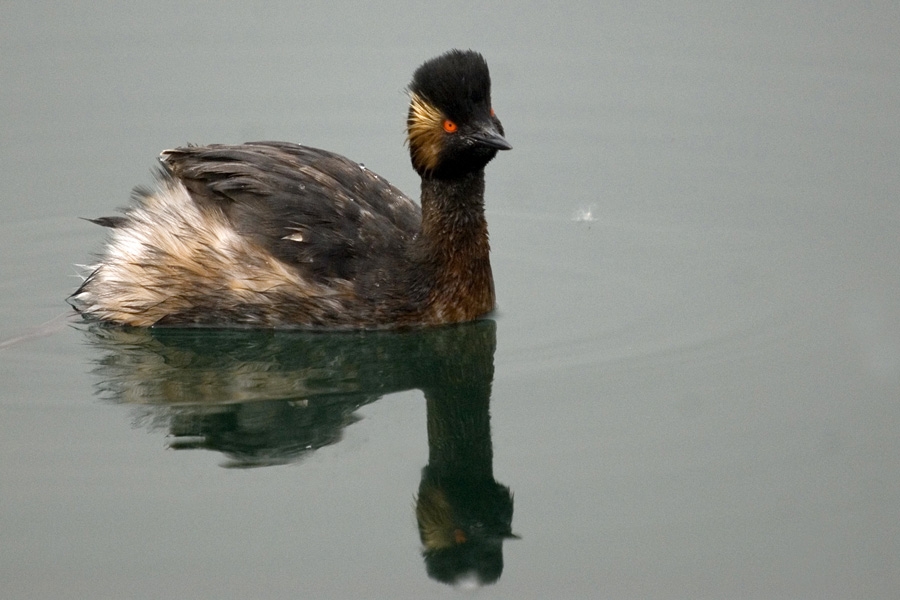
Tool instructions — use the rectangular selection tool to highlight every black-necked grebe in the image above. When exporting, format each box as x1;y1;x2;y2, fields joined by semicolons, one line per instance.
69;50;510;328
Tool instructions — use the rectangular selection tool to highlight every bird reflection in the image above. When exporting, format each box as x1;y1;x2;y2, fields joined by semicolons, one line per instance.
416;336;517;586
81;319;516;585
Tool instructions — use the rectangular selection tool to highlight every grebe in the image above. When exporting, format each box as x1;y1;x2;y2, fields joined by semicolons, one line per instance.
70;50;510;329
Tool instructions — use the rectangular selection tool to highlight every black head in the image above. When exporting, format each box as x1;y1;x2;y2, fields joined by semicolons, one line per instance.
407;50;511;179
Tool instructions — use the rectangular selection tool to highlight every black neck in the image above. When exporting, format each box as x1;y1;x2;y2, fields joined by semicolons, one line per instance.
414;169;494;320
419;170;488;251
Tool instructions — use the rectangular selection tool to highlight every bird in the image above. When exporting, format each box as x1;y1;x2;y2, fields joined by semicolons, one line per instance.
69;50;511;329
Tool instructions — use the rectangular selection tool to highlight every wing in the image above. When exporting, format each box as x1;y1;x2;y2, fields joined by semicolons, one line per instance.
160;141;421;281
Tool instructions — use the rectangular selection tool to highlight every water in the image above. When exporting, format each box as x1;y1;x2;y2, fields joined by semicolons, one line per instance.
2;2;899;598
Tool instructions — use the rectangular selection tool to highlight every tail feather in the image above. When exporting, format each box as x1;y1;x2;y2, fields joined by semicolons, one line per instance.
81;216;128;228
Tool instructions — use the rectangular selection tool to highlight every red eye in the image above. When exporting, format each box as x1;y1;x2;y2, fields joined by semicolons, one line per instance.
442;119;458;133
490;107;496;117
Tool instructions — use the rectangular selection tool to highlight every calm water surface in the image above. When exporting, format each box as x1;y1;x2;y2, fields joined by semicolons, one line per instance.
2;2;899;598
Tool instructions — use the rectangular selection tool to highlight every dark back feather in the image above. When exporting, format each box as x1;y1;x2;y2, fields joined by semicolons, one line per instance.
161;142;421;281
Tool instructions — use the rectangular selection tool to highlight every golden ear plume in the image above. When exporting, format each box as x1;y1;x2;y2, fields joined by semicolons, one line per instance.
407;93;444;174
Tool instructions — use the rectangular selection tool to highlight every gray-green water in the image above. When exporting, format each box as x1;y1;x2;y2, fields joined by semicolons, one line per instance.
2;2;899;598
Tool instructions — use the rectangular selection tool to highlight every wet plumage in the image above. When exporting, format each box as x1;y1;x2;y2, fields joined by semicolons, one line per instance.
70;50;510;329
